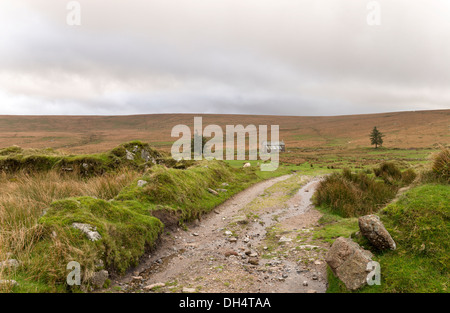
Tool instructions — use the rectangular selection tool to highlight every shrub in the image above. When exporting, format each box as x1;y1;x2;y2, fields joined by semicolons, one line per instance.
401;168;417;185
314;169;397;217
373;162;417;186
431;147;450;183
373;162;402;185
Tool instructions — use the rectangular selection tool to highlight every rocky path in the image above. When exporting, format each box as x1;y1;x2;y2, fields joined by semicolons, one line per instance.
108;174;329;293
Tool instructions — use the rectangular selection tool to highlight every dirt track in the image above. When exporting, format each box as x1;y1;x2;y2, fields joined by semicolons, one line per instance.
108;174;329;293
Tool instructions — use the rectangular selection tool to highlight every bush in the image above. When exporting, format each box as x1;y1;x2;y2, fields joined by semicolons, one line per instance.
432;147;450;183
401;168;417;185
373;162;417;186
314;169;397;217
373;162;402;185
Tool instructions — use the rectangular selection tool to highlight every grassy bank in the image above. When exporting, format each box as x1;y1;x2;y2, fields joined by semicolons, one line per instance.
0;168;141;292
0;144;300;292
317;149;449;293
0;141;178;176
325;184;449;293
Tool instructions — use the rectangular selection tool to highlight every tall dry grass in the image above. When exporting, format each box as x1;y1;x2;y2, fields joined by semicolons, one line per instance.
432;147;450;183
419;147;450;184
0;169;140;289
314;168;398;217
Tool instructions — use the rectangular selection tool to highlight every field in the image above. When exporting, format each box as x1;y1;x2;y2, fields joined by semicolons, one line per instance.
0;110;448;155
1;110;447;175
0;110;448;293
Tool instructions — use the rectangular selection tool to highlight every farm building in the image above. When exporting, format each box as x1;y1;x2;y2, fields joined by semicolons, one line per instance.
262;141;285;153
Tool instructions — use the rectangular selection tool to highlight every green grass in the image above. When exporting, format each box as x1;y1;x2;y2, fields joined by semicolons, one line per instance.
313;208;359;244
326;184;450;293
39;197;163;274
431;147;450;183
1;144;336;293
224;159;334;179
281;147;435;171
116;160;262;222
6;272;69;293
2;142;445;293
3;158;276;292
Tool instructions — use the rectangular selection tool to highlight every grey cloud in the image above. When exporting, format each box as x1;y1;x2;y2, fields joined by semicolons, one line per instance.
0;0;449;115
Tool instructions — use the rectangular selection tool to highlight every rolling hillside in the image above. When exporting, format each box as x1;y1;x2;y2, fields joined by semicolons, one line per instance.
0;110;448;154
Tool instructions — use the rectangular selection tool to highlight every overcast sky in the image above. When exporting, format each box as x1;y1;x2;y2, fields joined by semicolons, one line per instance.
0;0;449;116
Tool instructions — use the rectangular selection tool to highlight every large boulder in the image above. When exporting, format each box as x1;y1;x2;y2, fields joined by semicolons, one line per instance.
358;215;396;250
326;237;373;290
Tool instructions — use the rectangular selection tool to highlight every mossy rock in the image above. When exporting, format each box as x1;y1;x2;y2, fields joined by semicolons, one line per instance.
39;197;164;274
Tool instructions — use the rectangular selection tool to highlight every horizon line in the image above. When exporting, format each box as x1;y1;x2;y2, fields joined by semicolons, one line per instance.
0;109;448;119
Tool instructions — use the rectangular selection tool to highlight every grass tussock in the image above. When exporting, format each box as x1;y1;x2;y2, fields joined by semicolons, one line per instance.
314;162;417;218
314;168;397;217
373;162;402;184
401;168;417;185
32;160;259;288
418;147;450;184
431;147;450;183
373;162;417;186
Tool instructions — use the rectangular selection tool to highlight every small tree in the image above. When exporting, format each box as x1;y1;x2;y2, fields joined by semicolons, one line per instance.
370;126;384;149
